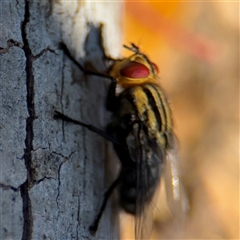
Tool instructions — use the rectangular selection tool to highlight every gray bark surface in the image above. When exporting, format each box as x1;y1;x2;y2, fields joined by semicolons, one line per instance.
0;1;122;239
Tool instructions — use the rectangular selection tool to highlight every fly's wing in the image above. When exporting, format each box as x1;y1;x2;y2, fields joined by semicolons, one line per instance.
126;123;165;240
135;144;164;240
135;201;153;240
164;136;189;234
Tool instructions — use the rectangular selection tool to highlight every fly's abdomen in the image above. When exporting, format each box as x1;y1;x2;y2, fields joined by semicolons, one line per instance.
119;145;163;214
109;83;172;214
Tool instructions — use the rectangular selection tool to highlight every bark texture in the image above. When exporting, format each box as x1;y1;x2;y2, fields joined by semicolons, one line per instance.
0;1;122;239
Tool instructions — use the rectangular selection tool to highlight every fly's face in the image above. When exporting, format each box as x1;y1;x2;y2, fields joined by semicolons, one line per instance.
109;51;160;95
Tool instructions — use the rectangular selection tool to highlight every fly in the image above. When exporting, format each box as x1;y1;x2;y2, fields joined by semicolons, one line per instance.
54;43;188;239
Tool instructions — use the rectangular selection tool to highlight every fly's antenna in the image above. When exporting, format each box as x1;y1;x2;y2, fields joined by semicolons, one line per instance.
123;43;140;53
131;43;140;52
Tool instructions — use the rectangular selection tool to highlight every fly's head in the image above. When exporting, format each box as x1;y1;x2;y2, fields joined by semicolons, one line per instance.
108;44;160;94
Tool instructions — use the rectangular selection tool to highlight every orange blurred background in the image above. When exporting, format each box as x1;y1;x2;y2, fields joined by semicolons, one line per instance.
121;1;239;239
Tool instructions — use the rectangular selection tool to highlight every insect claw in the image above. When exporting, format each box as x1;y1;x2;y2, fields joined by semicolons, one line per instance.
89;224;97;235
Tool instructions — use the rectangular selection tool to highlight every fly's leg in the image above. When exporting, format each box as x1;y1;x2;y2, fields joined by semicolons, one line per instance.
89;169;125;234
59;42;117;84
57;43;122;234
54;111;123;147
54;111;125;233
60;42;118;108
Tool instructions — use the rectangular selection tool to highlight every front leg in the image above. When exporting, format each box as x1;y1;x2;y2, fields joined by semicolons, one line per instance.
59;42;117;84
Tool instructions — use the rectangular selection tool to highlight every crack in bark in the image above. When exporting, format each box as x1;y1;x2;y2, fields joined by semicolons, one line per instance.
32;146;48;152
56;163;61;218
20;182;32;240
60;61;66;140
0;39;24;54
76;198;80;240
0;183;20;192
20;0;34;239
18;2;57;239
32;47;57;61
35;176;55;185
55;151;75;218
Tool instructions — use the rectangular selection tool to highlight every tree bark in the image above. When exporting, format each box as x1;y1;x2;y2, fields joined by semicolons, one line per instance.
0;1;122;239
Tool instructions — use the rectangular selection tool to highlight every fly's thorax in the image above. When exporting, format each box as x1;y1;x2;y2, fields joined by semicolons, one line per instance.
115;84;173;149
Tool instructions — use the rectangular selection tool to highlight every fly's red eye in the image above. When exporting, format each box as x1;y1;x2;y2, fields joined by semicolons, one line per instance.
120;61;150;78
151;62;159;73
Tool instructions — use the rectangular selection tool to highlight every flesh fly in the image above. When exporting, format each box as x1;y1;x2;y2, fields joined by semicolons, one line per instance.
54;43;188;239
